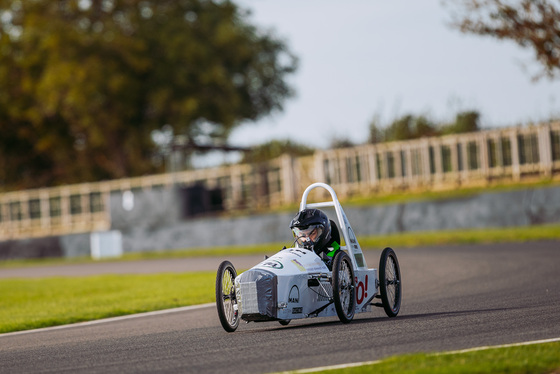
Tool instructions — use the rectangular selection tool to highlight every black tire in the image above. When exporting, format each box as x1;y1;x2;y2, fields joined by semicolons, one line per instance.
332;251;356;323
278;319;291;326
215;261;239;332
379;247;402;317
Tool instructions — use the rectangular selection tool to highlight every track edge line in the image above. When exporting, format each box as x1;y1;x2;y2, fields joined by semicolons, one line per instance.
0;302;215;338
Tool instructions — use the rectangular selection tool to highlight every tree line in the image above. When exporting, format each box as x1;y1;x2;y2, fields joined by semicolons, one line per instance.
242;110;481;163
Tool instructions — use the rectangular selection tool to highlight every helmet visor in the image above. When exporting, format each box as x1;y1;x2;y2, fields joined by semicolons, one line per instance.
292;224;323;248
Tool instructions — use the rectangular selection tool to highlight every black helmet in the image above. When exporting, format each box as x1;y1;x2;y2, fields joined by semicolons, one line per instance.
289;209;331;253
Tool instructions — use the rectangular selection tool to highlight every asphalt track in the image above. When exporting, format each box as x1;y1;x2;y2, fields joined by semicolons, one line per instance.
1;241;559;374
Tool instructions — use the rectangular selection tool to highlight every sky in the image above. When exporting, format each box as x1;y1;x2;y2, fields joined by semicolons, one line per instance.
223;0;559;149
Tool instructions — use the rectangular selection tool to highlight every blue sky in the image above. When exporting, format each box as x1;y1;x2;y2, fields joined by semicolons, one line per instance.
226;0;559;151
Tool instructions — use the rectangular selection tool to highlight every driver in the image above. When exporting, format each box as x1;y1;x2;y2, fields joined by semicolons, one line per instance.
289;208;339;267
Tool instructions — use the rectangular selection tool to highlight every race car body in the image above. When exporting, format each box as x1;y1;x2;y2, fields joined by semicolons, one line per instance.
236;247;377;322
216;182;401;332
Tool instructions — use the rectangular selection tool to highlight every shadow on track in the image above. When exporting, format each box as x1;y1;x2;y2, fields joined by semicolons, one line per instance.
232;306;526;334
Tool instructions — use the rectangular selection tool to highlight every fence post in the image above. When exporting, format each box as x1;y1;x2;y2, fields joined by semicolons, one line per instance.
404;145;413;184
394;145;403;184
0;197;7;238
510;129;521;181
40;189;50;233
367;146;378;187
280;154;297;205
461;139;469;180
313;152;326;185
433;140;443;182
479;132;490;179
339;150;348;188
450;138;458;177
421;139;431;183
537;124;553;177
21;192;29;234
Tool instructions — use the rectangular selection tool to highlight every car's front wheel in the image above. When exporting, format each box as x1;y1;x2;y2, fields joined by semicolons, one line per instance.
379;247;401;317
215;261;239;332
332;251;356;323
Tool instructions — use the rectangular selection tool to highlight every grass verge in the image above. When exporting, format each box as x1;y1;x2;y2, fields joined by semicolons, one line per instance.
318;342;560;374
0;272;216;334
1;223;559;269
2;220;559;334
358;223;560;249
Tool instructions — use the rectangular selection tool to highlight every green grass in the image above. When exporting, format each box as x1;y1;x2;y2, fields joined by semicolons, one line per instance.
0;272;216;334
1;259;559;374
0;242;284;269
317;342;560;374
1;223;558;334
358;223;560;249
2;277;559;374
1;223;559;270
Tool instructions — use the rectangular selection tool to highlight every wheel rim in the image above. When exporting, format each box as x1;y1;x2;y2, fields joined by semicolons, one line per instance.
338;258;354;316
385;254;400;312
221;268;237;326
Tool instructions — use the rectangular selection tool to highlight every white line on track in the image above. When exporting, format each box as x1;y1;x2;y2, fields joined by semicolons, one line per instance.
0;302;215;338
278;337;560;373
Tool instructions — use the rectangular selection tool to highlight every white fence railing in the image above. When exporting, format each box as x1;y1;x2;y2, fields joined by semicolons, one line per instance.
1;122;559;241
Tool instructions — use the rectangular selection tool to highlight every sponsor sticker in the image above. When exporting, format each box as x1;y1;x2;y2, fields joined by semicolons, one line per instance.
291;259;306;272
292;307;303;314
260;260;283;269
356;275;369;304
288;285;300;303
288;248;307;257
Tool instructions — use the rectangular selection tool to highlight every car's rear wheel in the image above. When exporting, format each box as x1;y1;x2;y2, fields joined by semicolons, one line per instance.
332;251;356;323
278;319;291;326
379;247;401;317
216;261;239;332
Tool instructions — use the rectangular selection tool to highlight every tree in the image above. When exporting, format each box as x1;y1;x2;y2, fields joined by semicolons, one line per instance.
382;114;438;142
0;0;297;190
368;118;385;144
240;139;314;164
441;111;480;134
329;137;355;149
447;0;560;78
367;111;480;144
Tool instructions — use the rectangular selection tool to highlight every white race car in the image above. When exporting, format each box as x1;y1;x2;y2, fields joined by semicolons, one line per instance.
216;182;402;332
